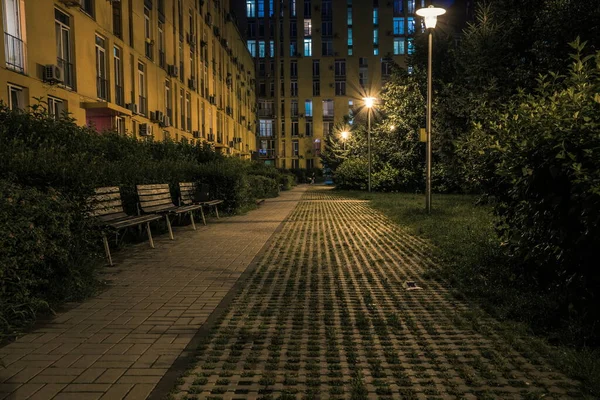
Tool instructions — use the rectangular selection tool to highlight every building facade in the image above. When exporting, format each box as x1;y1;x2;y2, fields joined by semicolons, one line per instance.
0;0;257;157
235;0;425;169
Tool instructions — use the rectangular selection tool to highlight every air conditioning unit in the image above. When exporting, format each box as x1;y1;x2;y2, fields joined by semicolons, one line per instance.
193;130;200;138
139;123;153;136
59;0;83;7
167;64;179;78
229;140;234;147
163;116;171;127
188;78;197;90
43;64;64;84
126;103;138;114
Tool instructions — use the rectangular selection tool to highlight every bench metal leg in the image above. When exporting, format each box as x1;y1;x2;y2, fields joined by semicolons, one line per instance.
215;205;220;219
102;233;113;266
146;222;155;248
200;207;206;225
190;211;197;230
165;214;174;240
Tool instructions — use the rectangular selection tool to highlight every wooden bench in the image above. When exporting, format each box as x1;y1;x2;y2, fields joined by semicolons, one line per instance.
179;182;206;225
179;182;224;219
89;186;163;266
136;183;204;240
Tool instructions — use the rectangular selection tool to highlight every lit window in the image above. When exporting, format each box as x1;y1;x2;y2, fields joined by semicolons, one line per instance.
247;40;256;57
304;38;312;57
270;40;275;57
246;0;255;17
257;0;264;17
408;0;415;14
304;19;312;36
259;41;266;58
393;38;405;55
322;99;334;117
407;38;414;54
348;28;353;47
373;8;378;25
408;17;415;34
393;17;405;35
373;28;379;45
347;8;352;25
305;100;313;117
290;40;297;56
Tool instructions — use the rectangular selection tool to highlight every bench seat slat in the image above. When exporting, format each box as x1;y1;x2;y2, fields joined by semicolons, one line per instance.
107;214;162;229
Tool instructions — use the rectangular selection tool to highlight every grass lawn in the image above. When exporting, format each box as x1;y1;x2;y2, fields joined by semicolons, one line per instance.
342;190;600;398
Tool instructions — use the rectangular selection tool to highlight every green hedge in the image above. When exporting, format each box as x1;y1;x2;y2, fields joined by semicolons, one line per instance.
0;104;290;339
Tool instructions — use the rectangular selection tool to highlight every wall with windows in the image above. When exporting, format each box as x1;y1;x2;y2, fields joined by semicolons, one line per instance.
235;0;424;169
0;0;257;157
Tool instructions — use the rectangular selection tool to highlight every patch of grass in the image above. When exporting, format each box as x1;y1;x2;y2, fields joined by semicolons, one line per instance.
342;190;600;397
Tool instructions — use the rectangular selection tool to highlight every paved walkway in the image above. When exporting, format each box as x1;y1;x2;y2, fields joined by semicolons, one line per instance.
0;186;307;400
172;187;584;399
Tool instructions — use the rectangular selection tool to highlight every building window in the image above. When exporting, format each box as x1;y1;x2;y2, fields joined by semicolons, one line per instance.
95;35;108;100
347;7;352;25
55;9;73;88
373;28;379;46
115;116;125;134
290;40;297;56
259;40;266;58
112;1;122;38
305;100;313;117
304;38;312;57
291;159;299;169
114;46;124;106
138;62;147;115
247;40;256;57
292;140;299;156
408;0;415;14
47;96;65;119
144;7;153;60
335;81;346;96
408;17;416;34
373;8;378;25
394;38;405;55
313;138;321;156
3;0;25;73
322;99;334;118
322;0;332;19
290;21;297;37
304;19;312;36
322;40;333;56
7;84;24;110
158;23;165;68
313;80;320;96
289;0;296;17
186;92;192;131
291;100;298;117
305;120;313;136
334;59;346;77
290;81;298;97
270;40;275;57
323;122;333;136
180;88;185;129
312;60;320;77
259;119;273;137
322;21;333;36
291;121;299;136
165;80;172;120
304;0;312;17
81;0;94;17
290;60;297;78
246;0;255;17
393;0;403;14
408;38;415;54
393;17;405;35
258;0;265;17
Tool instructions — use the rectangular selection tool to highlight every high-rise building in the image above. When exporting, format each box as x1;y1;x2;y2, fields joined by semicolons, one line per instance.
0;0;256;157
235;0;425;169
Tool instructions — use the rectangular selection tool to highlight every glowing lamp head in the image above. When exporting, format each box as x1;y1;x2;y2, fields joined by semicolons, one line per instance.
390;125;395;131
416;5;446;29
363;97;376;108
341;131;349;140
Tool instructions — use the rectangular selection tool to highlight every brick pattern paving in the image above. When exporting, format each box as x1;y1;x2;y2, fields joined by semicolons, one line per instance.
0;187;306;400
173;187;583;399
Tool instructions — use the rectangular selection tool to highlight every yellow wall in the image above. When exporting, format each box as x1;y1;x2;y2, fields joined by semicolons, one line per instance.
0;0;256;157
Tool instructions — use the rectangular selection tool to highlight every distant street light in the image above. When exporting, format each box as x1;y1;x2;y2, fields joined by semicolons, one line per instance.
416;5;445;214
341;130;350;150
363;97;376;192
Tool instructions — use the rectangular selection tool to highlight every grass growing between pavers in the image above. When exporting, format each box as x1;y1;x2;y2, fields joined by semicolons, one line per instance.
341;190;600;398
168;188;589;399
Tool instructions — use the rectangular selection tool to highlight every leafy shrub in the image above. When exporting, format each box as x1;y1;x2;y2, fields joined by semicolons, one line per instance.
279;173;296;190
0;180;99;337
372;164;400;192
335;158;368;190
466;41;600;341
247;175;279;199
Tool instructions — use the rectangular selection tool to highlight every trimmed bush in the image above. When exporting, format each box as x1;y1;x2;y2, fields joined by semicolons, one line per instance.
247;175;279;199
335;158;368;190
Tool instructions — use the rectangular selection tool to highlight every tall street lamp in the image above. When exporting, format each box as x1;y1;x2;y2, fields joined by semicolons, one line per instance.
416;5;445;214
363;97;376;192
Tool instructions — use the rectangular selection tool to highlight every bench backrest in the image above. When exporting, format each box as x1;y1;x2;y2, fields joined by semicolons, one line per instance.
137;184;175;213
88;186;128;222
179;182;196;206
179;182;211;203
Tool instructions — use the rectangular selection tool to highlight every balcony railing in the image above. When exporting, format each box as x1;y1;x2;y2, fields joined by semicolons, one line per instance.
139;95;147;116
4;32;25;73
57;58;74;88
115;84;124;107
97;76;109;100
258;149;275;157
258;108;274;117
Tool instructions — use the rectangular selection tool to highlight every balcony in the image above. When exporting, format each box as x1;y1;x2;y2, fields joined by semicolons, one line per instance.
57;58;74;89
258;149;275;157
4;32;25;73
258;108;275;118
97;77;109;100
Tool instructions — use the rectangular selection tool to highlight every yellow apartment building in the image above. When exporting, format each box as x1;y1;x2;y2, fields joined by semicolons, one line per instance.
234;0;426;169
0;0;257;157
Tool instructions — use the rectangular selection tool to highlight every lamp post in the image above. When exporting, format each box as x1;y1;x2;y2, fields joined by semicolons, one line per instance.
363;97;375;192
416;5;445;214
341;130;349;150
